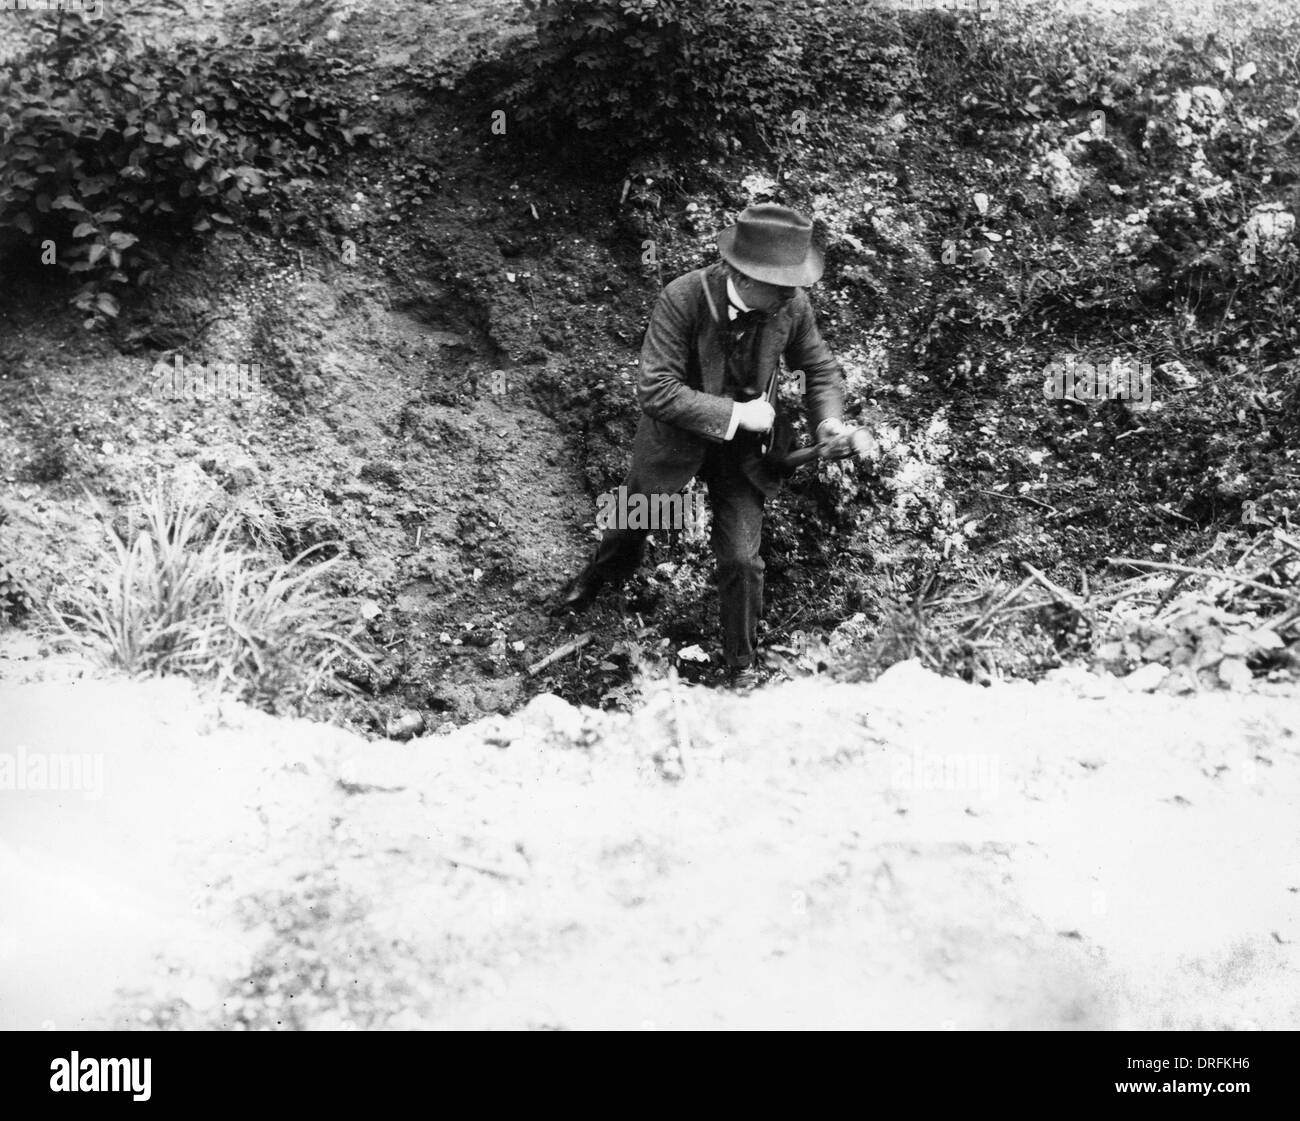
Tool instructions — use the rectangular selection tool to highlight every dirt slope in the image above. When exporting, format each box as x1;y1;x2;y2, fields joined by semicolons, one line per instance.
3;638;1295;1031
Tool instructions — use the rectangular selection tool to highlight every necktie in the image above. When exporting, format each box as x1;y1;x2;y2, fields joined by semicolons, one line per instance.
728;307;766;333
722;306;764;400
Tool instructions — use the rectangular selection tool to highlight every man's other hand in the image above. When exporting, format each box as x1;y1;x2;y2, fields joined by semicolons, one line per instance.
735;399;776;433
849;428;879;462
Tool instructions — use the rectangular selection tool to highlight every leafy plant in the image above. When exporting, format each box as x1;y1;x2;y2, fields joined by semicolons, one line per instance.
0;560;36;627
0;7;374;326
493;0;910;160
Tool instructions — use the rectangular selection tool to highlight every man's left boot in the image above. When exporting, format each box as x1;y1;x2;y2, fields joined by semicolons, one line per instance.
727;664;765;692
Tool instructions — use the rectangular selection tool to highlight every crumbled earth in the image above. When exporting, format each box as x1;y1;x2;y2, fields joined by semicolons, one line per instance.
2;640;1295;1031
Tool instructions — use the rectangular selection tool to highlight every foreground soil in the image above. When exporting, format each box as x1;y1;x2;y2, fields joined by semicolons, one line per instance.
3;635;1295;1031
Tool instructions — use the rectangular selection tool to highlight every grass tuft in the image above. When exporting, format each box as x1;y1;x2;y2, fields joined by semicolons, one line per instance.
52;477;374;715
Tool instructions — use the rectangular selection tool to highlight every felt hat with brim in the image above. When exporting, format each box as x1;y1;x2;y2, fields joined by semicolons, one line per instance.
718;204;824;287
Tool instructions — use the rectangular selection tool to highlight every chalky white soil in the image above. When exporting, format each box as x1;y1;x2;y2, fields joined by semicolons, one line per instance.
1;637;1297;1031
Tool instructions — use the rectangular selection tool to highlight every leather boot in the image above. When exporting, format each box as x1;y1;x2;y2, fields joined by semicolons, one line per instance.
548;563;605;616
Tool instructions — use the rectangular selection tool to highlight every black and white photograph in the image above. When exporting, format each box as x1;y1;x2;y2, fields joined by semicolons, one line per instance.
0;0;1295;1086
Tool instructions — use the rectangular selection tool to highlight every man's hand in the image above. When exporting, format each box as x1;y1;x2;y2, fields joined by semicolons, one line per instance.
818;418;879;463
848;428;879;462
735;399;776;433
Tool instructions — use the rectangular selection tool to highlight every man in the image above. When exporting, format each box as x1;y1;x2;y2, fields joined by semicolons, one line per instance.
553;204;870;688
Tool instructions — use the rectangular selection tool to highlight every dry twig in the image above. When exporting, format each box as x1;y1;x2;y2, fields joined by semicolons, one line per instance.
1022;562;1085;610
975;487;1058;514
1107;558;1299;604
527;632;593;676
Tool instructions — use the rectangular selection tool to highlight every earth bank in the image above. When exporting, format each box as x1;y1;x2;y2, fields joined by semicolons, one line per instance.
2;638;1295;1030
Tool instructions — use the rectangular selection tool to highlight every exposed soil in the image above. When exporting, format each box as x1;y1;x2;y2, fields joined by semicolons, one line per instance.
2;640;1296;1030
6;0;1300;731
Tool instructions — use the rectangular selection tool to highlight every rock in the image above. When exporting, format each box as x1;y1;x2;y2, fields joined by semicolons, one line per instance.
1218;658;1252;692
359;461;403;487
199;453;259;493
875;658;938;690
385;710;425;740
1123;663;1168;693
520;692;584;742
1044;665;1114;698
481;715;522;748
425;686;457;711
473;687;498;712
829;613;872;655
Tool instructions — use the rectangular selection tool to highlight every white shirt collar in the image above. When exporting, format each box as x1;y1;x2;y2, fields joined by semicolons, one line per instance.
725;276;752;317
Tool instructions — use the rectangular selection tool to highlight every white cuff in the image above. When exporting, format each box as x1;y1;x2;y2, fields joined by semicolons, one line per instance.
816;418;843;439
725;404;742;441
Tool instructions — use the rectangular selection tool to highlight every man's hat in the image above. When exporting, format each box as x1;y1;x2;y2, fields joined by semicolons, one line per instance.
718;204;824;287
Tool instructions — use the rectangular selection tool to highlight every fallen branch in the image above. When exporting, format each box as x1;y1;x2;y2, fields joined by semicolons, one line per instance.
1107;558;1299;604
527;632;593;677
1092;585;1159;608
975;487;1058;514
1154;503;1194;524
1022;562;1085;610
1155;539;1224;615
964;576;1035;634
1273;530;1300;554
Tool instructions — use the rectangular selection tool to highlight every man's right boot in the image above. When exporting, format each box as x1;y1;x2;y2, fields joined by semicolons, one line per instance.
548;563;605;616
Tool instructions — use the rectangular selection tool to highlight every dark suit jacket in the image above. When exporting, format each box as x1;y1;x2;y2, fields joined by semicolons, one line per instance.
631;261;846;498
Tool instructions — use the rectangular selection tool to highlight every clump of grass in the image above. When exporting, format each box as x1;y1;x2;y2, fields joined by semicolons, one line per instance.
52;478;373;715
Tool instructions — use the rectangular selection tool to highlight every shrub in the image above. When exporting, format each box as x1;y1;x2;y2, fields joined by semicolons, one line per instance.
0;507;36;627
0;7;373;326
51;479;374;715
0;560;36;628
497;0;911;159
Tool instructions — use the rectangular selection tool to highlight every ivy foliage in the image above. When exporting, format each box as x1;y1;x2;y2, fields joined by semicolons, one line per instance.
0;8;374;325
497;0;916;158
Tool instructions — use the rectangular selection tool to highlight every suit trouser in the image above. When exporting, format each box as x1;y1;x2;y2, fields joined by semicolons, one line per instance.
585;440;766;668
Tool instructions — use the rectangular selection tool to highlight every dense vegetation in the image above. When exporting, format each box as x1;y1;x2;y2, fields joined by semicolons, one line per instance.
3;0;1299;708
0;7;374;326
